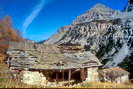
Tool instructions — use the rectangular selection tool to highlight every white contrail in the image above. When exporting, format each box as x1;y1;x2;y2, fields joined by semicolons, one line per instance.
22;0;45;34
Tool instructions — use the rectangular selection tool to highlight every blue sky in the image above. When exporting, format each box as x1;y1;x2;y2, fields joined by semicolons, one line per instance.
0;0;128;42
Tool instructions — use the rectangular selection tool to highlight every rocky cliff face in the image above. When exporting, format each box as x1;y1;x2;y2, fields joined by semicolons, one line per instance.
44;1;133;74
125;0;133;12
44;4;120;46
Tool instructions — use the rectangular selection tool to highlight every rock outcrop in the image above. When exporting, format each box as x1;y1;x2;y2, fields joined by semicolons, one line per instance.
124;0;133;12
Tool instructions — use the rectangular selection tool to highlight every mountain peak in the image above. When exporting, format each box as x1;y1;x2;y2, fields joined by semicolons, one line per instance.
72;3;118;24
90;3;112;11
92;3;107;8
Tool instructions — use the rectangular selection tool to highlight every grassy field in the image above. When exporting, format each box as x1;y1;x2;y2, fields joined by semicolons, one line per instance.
0;63;133;88
70;82;133;88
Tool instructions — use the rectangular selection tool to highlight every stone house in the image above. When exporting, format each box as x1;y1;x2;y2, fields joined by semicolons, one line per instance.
6;42;102;86
99;67;130;84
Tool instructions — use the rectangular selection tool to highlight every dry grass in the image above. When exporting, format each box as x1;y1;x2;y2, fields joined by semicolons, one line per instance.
0;63;133;88
73;82;133;88
57;82;133;88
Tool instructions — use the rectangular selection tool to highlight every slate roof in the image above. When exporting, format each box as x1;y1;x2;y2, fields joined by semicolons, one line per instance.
8;42;61;54
7;42;102;70
99;67;130;79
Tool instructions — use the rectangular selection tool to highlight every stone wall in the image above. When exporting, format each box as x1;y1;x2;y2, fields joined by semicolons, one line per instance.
20;71;64;87
99;74;129;84
21;68;101;87
21;71;47;86
115;75;129;84
86;67;100;82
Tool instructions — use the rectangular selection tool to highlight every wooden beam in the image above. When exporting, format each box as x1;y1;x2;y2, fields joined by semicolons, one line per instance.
68;70;71;86
72;69;80;74
81;68;86;81
62;70;64;81
56;72;58;82
7;57;10;68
